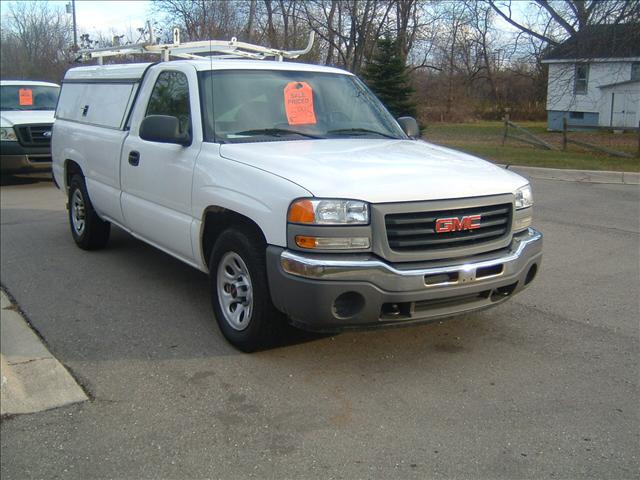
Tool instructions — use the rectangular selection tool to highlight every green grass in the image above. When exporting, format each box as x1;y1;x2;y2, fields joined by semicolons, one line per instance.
423;121;640;172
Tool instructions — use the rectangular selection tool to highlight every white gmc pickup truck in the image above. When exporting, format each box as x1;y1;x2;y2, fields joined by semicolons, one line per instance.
52;57;542;351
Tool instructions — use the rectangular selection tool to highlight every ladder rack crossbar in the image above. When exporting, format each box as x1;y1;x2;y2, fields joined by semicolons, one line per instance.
79;30;315;64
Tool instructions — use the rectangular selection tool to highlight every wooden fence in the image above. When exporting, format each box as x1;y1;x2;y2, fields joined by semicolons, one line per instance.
502;115;640;158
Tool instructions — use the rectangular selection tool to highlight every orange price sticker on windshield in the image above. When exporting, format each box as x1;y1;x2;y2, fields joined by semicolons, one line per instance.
19;88;33;106
284;82;316;125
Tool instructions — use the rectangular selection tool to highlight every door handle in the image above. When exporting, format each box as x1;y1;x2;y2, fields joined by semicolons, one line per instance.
128;150;140;166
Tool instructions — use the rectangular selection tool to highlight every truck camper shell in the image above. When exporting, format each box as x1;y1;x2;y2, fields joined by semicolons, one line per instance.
58;63;151;130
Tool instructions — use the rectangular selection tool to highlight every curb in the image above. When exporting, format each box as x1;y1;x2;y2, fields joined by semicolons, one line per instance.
500;165;640;185
0;289;87;416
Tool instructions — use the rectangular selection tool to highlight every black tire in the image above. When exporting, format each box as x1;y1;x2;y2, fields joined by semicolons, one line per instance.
68;174;110;250
209;226;283;352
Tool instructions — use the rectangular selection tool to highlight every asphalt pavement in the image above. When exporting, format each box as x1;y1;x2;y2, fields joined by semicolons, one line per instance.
0;173;638;479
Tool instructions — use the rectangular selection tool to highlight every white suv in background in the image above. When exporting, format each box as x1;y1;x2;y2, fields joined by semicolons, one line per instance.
1;80;59;174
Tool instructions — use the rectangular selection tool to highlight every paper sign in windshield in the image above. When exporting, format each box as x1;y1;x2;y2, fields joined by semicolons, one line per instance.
284;82;316;125
19;88;33;106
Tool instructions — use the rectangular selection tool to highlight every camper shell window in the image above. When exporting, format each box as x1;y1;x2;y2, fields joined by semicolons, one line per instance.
56;81;139;130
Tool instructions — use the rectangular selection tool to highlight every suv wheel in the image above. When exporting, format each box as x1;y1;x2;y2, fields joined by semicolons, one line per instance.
68;174;110;250
209;227;282;352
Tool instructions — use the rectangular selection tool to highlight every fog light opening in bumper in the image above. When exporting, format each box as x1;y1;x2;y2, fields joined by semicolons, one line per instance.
332;291;365;319
524;263;538;286
490;282;518;302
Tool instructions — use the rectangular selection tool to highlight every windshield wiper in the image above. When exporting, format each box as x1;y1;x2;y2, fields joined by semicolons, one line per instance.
233;128;324;139
327;128;399;139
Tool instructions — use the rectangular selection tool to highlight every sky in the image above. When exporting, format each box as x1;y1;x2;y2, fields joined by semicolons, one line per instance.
18;1;153;37
3;0;528;42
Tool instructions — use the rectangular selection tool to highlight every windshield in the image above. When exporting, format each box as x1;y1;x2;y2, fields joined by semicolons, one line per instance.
199;70;406;143
1;85;60;111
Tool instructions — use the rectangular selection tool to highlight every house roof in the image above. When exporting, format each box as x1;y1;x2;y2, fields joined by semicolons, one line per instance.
544;24;640;61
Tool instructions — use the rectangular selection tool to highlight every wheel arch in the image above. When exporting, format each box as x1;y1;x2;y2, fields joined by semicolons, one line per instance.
200;206;268;270
65;159;84;189
56;139;89;191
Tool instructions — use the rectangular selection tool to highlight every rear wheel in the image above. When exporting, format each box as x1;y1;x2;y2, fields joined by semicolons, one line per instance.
209;227;282;352
68;174;110;250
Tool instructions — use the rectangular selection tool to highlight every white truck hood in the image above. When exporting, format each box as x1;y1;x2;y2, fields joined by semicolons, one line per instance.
220;139;528;203
1;110;55;127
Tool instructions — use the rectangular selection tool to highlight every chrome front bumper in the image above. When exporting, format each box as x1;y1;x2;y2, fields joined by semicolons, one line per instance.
266;228;543;331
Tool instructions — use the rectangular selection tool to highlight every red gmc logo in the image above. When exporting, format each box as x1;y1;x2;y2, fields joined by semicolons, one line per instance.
435;215;482;233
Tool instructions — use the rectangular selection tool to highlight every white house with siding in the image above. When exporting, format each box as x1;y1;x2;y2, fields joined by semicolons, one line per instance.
542;24;640;130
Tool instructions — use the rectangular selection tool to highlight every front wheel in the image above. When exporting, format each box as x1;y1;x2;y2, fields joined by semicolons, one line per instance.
68;174;110;250
209;227;283;352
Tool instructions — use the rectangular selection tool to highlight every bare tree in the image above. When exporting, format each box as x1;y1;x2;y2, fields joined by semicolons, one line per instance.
464;1;504;113
303;0;394;73
258;0;309;49
487;0;640;45
152;0;246;41
0;0;569;122
0;1;74;82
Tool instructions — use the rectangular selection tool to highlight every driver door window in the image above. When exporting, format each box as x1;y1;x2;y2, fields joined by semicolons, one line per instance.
146;71;191;136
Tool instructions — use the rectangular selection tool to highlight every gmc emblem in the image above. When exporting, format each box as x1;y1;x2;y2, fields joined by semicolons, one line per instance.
435;215;481;233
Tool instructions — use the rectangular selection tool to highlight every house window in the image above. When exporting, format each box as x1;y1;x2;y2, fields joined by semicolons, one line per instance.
569;111;584;119
574;64;589;94
632;62;640;81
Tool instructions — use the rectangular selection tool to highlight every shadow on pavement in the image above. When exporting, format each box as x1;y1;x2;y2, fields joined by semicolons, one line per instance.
1;173;53;187
268;324;333;350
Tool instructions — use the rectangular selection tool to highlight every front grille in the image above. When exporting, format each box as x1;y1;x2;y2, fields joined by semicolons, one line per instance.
15;124;52;147
385;203;512;252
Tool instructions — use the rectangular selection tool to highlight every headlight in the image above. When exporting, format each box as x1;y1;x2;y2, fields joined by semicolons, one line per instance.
0;127;18;141
288;199;369;225
515;184;533;210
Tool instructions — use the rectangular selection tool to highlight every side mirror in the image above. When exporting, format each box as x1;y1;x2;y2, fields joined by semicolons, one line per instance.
139;115;191;146
397;116;420;139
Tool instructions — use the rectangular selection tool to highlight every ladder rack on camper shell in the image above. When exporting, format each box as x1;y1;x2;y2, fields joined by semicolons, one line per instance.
79;27;315;64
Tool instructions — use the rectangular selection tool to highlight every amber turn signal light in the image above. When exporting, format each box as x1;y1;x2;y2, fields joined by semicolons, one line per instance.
295;235;370;250
288;199;315;223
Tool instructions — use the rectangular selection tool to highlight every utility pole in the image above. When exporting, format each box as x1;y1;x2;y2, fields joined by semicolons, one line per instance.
72;0;77;50
66;0;78;50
